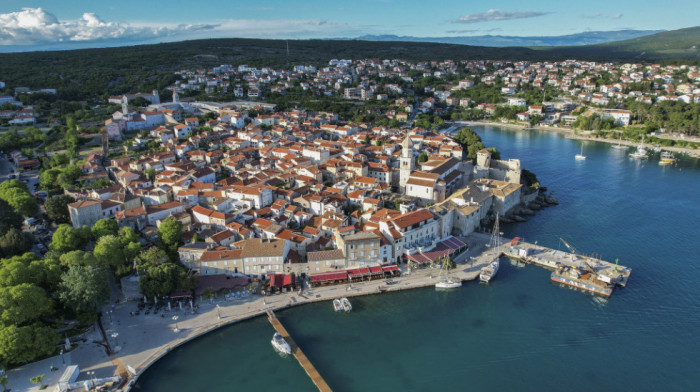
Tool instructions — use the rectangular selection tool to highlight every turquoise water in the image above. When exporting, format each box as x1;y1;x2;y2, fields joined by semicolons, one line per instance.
134;126;700;391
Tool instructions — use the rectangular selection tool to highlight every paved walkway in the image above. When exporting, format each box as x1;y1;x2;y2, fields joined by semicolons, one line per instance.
10;233;499;391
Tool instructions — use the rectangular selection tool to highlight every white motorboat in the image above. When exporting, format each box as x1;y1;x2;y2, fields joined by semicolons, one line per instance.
271;333;291;355
341;297;352;312
480;260;500;283
333;299;343;312
575;145;586;160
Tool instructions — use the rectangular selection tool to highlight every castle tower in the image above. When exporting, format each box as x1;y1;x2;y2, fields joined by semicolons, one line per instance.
152;90;160;105
172;90;180;103
476;149;491;168
121;95;129;116
399;133;414;192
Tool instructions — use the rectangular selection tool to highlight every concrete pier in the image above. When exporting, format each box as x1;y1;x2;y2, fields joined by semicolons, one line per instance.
267;311;332;392
502;239;632;288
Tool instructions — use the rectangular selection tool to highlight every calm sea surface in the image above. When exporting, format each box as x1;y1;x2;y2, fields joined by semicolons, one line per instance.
135;126;700;391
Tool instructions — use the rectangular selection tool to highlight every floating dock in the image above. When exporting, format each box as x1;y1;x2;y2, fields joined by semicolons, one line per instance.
502;239;632;295
267;311;332;392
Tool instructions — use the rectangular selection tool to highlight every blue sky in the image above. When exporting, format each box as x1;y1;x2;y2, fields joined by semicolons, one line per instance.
0;0;698;51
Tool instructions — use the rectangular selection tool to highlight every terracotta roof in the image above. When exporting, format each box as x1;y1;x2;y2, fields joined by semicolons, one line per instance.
389;209;435;229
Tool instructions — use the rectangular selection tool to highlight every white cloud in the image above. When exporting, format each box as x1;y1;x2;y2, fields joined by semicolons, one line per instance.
0;8;362;47
582;12;623;20
453;9;550;24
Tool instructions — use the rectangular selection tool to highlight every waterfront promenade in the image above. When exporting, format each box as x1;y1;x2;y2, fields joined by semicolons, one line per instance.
2;233;504;391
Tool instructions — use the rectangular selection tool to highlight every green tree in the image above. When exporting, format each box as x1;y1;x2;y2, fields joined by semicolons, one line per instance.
28;257;63;292
0;258;33;288
487;147;501;160
0;228;33;258
158;217;182;260
0;284;53;325
0;179;28;195
39;168;63;191
0;199;23;236
59;250;98;268
92;218;119;239
0;188;38;217
0;324;59;367
94;235;128;274
50;224;86;253
44;195;75;224
418;152;429;163
58;266;110;314
453;127;486;161
118;226;140;246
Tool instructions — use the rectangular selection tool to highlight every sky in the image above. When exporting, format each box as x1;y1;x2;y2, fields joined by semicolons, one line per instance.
0;0;698;52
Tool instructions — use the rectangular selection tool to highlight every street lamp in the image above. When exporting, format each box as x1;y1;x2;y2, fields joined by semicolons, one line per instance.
216;304;221;319
108;310;113;323
111;332;119;346
172;315;179;332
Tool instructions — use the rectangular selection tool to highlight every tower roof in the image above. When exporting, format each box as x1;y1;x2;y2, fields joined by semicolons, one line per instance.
401;133;413;150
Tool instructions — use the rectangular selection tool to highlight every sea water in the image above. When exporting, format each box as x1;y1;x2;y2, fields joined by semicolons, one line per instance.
134;126;700;391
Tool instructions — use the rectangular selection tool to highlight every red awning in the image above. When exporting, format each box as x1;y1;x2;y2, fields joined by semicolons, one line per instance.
369;266;383;275
382;265;399;272
169;292;191;299
310;271;348;282
268;274;285;288
283;274;295;286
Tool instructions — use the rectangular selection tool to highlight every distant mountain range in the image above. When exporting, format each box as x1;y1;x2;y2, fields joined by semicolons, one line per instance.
352;30;664;47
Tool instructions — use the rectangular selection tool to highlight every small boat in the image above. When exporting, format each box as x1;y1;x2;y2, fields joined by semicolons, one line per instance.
575;144;586;160
271;333;291;355
333;299;343;312
480;213;501;283
629;137;648;159
340;297;352;312
435;256;461;289
659;151;675;165
480;260;500;283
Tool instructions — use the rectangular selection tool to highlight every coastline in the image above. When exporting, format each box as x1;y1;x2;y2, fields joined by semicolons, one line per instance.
120;232;499;390
459;120;700;158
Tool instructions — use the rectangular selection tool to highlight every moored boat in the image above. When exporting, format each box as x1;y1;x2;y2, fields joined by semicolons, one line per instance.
629;137;648;159
480;260;500;283
340;297;352;312
271;333;292;355
551;266;613;297
659;151;675;165
333;299;343;312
